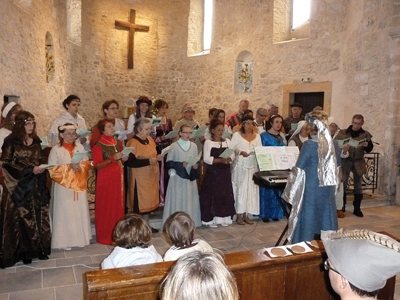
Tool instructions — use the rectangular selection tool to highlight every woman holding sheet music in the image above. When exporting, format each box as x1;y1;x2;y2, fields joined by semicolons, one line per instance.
0;111;51;267
125;118;161;233
92;119;128;245
162;124;202;227
230;115;261;225
48;95;88;149
48;123;92;250
259;115;286;222
153;99;174;206
200;119;236;228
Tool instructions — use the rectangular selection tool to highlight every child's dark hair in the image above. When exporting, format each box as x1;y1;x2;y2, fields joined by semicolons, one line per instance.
112;213;151;249
163;211;195;248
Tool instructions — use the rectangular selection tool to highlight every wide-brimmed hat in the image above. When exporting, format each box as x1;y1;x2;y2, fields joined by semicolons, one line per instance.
181;103;195;114
322;229;400;292
136;96;152;106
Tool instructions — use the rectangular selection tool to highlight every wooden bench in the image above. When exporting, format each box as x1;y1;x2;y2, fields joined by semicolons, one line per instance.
83;246;395;300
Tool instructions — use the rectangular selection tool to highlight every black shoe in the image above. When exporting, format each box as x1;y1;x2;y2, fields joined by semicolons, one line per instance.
353;209;364;217
272;218;279;222
151;227;159;233
22;258;32;264
262;218;270;223
38;254;49;260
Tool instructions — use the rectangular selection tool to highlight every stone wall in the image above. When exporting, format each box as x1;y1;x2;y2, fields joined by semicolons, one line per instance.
0;0;396;197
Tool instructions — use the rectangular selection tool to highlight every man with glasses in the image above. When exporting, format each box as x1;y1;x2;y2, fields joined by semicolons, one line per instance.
255;108;268;134
322;229;400;300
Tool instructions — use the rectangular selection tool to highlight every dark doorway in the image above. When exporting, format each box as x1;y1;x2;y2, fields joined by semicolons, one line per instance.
293;92;324;115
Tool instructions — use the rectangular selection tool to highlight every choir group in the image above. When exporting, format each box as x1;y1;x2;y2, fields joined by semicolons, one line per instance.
0;94;366;270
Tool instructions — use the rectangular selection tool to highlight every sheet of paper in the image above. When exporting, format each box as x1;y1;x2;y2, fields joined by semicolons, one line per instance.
71;151;87;164
291;123;298;131
39;164;58;169
150;117;162;127
187;151;202;166
347;138;366;148
190;126;208;139
40;137;48;150
121;147;135;156
76;129;90;139
337;137;351;148
164;130;178;139
219;148;235;159
115;130;129;140
255;152;275;171
255;146;299;171
161;145;172;157
222;131;232;139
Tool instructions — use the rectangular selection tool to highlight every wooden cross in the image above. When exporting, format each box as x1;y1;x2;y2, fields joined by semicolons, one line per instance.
115;9;150;69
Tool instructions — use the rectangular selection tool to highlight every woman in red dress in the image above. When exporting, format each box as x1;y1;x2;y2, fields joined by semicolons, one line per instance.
92;120;128;245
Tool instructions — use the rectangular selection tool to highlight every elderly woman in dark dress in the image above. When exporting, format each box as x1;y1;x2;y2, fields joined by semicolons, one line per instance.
0;111;51;268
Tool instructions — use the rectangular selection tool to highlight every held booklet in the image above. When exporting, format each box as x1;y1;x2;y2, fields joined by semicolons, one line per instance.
71;151;87;164
150;117;162;127
219;148;235;159
190;126;208;139
121;147;135;156
255;146;299;171
39;164;58;169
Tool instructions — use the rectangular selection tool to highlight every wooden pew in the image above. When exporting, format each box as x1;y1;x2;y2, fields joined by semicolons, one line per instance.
83;246;395;300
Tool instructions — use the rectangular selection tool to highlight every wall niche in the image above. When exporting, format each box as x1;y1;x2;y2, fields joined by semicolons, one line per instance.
235;50;253;93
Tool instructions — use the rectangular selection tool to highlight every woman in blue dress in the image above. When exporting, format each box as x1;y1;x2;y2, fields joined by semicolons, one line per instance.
259;114;286;222
283;107;339;243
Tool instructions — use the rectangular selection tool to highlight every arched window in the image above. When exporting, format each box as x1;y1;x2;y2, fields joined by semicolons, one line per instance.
67;0;82;46
188;0;213;56
273;0;310;43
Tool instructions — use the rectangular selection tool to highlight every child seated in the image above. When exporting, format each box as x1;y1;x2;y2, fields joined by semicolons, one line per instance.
101;213;162;269
163;211;213;261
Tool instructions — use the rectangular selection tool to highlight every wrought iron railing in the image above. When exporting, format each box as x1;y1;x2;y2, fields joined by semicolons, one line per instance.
347;152;379;193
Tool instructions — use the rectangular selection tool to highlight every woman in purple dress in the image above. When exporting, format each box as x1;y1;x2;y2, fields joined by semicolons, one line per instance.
200;119;236;228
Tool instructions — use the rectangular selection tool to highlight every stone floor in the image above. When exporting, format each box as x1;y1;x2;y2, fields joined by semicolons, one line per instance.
1;205;400;300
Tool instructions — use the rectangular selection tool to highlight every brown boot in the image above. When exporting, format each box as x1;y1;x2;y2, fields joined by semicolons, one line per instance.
236;214;245;225
243;213;254;225
336;210;345;218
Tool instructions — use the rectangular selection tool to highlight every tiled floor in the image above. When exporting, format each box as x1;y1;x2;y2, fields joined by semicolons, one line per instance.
1;205;400;300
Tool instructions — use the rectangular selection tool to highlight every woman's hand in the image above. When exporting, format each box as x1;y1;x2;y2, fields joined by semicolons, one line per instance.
121;155;129;162
156;155;163;161
33;166;44;174
182;161;188;168
150;158;158;165
192;163;198;169
113;152;123;161
239;151;249;157
70;163;81;171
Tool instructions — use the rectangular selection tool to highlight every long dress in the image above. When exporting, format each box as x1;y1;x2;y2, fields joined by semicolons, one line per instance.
259;131;285;220
154;118;173;206
0;135;51;268
126;136;159;213
230;132;261;215
200;139;236;225
162;140;201;227
92;134;125;245
48;143;92;249
291;139;338;243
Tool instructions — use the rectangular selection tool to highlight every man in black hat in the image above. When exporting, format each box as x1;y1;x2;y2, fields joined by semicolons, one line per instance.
283;103;304;136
